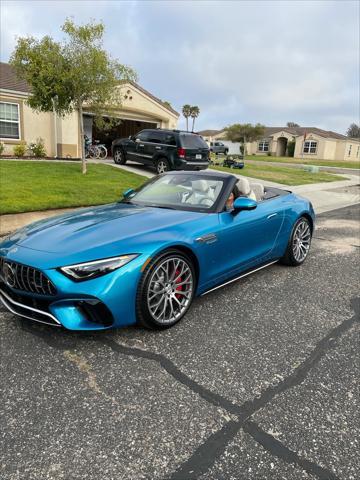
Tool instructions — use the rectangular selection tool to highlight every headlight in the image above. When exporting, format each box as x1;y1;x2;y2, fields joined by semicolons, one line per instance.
59;254;139;281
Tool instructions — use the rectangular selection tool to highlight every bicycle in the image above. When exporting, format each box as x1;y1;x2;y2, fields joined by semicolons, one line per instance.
96;142;108;159
84;137;108;159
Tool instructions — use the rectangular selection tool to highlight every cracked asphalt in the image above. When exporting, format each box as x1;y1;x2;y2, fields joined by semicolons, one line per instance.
1;204;359;480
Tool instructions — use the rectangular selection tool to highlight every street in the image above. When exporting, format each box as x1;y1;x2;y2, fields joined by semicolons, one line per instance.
1;204;359;480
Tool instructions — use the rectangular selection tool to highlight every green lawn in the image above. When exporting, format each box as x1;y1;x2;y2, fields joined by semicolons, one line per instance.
244;155;360;170
211;163;345;186
0;161;147;214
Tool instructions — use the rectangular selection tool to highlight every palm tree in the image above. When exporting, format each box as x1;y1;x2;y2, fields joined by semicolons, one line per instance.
190;106;200;132
182;104;192;132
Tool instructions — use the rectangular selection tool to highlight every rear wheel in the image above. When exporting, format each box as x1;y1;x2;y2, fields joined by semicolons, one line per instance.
280;217;312;266
136;250;196;329
114;148;126;164
156;158;170;174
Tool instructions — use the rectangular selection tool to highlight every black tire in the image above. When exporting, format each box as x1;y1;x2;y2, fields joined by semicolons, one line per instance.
136;249;196;329
156;158;170;174
280;216;312;266
224;149;229;155
114;147;126;165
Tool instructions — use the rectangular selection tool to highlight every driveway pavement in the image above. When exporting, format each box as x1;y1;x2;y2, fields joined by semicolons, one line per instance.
1;204;359;480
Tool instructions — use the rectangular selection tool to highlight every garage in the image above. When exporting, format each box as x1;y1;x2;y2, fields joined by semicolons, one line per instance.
83;115;158;153
82;82;179;157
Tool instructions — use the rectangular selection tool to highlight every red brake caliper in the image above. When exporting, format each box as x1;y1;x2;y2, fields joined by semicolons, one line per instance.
175;269;183;299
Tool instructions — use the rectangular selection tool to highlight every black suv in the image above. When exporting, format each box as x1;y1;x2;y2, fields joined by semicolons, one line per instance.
111;129;209;174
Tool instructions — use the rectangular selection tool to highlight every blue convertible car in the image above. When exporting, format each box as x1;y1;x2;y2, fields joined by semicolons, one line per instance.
0;171;315;330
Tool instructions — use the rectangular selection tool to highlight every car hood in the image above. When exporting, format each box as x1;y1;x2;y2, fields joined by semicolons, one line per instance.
0;203;205;267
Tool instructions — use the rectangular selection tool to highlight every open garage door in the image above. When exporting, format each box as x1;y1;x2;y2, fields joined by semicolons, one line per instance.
84;115;158;155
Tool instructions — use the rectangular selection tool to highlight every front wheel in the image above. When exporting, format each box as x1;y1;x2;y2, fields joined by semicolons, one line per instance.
156;158;170;174
136;250;196;329
98;145;108;159
114;148;126;164
280;217;312;266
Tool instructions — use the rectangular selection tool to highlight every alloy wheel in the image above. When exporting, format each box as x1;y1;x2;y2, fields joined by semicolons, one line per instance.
147;257;194;324
157;160;168;174
114;150;122;163
292;219;311;262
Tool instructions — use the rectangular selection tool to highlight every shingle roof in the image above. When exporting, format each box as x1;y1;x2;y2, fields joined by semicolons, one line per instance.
0;62;179;116
197;129;223;136
200;126;349;141
0;62;31;93
263;126;348;140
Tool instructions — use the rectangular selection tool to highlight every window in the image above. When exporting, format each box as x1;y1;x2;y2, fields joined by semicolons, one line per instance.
357;146;360;158
163;133;176;146
136;131;150;142
347;144;352;157
258;140;269;152
303;141;317;154
179;134;208;149
147;131;165;144
0;102;20;139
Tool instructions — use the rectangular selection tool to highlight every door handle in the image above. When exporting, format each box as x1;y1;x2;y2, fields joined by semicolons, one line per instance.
155;146;161;150
139;144;144;148
267;213;278;219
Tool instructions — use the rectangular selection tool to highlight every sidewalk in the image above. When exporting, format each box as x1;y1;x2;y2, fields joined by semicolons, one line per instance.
0;207;83;237
244;158;359;175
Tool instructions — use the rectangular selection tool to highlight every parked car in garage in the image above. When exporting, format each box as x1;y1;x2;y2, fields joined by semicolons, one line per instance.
210;141;229;155
112;129;210;174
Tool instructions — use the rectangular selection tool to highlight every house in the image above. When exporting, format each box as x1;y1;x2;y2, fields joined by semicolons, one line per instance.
198;127;360;161
0;62;179;158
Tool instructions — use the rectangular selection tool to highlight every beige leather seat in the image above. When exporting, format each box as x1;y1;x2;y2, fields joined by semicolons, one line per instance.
236;177;257;201
186;179;214;207
251;183;265;201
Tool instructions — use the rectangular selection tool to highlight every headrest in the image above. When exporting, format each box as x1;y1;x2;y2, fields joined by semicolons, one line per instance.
192;179;209;192
251;182;265;197
236;177;251;195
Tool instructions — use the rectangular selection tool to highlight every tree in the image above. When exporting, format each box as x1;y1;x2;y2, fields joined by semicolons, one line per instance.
287;122;300;128
182;104;191;131
224;123;265;156
190;106;200;132
346;123;360;138
10;19;137;173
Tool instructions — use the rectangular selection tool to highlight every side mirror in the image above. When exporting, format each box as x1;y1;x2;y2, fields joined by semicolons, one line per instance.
123;188;135;198
233;197;257;213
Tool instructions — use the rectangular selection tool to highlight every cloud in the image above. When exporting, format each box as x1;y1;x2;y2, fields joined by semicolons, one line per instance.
1;0;359;133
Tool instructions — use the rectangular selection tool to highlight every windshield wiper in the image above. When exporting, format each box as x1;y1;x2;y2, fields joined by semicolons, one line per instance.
148;204;177;210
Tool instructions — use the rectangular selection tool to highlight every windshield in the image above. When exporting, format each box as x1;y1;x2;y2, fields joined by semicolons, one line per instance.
125;174;225;211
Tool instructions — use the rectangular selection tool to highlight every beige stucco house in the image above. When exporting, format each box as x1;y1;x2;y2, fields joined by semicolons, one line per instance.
0;62;179;158
198;127;360;161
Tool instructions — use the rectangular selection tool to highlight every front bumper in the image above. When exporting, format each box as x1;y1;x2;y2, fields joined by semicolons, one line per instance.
0;255;145;330
0;287;61;327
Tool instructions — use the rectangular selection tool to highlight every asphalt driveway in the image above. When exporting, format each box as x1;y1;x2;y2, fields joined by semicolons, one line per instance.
1;204;359;480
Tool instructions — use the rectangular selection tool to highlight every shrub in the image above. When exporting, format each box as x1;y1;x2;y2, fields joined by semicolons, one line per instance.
28;138;47;157
13;141;27;157
0;141;5;155
267;151;272;156
287;141;295;157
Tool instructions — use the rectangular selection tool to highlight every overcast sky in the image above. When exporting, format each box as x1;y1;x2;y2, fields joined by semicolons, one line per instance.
1;0;359;133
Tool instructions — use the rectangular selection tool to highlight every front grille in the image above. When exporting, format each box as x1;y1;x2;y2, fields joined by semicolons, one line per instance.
0;257;57;296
